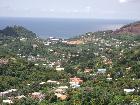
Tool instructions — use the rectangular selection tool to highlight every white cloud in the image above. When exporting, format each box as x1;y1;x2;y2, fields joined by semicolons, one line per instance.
23;8;30;11
85;6;92;12
49;9;55;12
119;0;139;3
119;0;127;3
40;8;47;12
73;9;79;13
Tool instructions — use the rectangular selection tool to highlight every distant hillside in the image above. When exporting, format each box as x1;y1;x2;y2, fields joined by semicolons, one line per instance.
0;26;36;38
66;21;140;44
113;21;140;35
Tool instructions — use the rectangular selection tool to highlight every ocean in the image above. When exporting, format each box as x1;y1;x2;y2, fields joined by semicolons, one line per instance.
0;17;133;39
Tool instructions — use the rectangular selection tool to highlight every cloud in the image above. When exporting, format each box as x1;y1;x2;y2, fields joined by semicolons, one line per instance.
49;9;55;12
119;0;139;3
85;6;92;12
119;0;127;3
73;9;79;13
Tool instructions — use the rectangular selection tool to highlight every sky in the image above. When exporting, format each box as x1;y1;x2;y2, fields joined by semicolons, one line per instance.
0;0;140;20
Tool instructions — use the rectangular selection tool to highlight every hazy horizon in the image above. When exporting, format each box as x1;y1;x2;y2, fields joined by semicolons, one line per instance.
0;17;133;39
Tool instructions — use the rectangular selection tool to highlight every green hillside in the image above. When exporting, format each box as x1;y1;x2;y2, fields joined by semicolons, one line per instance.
0;23;140;105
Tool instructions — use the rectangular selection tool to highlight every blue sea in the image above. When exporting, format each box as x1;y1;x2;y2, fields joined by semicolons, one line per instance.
0;17;133;39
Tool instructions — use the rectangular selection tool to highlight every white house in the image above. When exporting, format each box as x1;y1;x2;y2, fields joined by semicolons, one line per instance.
55;89;65;94
15;95;26;99
8;89;17;92
47;80;60;84
97;69;106;74
20;38;26;41
124;89;135;94
31;92;45;100
39;82;46;85
34;63;39;66
3;99;13;104
58;86;68;89
56;67;64;71
0;89;17;96
70;84;80;88
42;63;47;66
106;78;112;81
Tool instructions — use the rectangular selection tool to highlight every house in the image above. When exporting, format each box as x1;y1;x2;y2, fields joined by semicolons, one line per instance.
70;84;80;88
0;59;9;65
27;56;36;61
34;63;39;66
55;89;65;94
0;91;9;96
56;67;64;71
59;95;67;101
69;77;82;88
51;38;60;41
15;95;26;99
94;53;99;56
39;82;46;85
69;77;83;85
107;74;111;78
32;44;38;48
20;37;26;41
58;86;68;89
30;92;45;100
97;69;106;74
49;49;53;52
62;40;68;43
8;89;17;93
124;89;135;94
106;78;112;81
126;67;131;70
84;68;92;73
44;42;50;46
42;63;47;66
47;80;59;84
3;99;13;104
0;89;17;96
104;60;112;65
54;93;67;101
48;62;55;68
